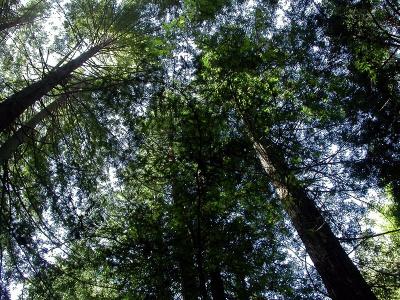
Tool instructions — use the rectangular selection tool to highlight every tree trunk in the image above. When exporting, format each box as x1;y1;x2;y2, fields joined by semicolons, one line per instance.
210;269;225;300
170;169;200;299
195;170;208;300
195;237;208;300
0;18;24;32
0;40;112;133
178;256;198;300
0;0;43;32
0;14;35;32
235;273;249;300
174;225;200;298
0;95;68;163
251;138;377;300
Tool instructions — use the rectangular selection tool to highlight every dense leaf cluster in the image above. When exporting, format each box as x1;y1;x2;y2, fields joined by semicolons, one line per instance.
0;0;399;299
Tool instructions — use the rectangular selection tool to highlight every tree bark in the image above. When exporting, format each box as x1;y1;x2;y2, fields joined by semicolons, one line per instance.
0;13;35;32
251;138;377;300
0;95;68;163
0;40;112;133
210;269;225;300
0;18;24;32
178;240;199;300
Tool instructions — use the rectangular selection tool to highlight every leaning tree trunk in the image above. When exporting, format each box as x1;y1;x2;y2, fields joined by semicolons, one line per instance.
0;18;24;32
0;13;35;32
0;95;68;163
250;137;377;300
0;40;112;133
0;0;42;32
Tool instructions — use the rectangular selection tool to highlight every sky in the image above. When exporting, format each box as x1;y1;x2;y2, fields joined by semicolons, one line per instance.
7;0;392;298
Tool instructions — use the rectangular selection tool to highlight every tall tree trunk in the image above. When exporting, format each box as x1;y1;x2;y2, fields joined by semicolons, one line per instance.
210;269;225;300
235;273;249;300
175;226;199;300
171;175;200;299
153;231;173;299
195;231;208;300
0;40;112;133
0;95;68;163
250;137;377;300
168;123;200;300
195;170;208;300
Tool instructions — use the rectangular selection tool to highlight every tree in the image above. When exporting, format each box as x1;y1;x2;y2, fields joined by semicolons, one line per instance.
0;0;165;297
24;86;305;299
193;6;377;296
316;0;400;218
0;0;47;33
0;40;113;133
1;0;398;299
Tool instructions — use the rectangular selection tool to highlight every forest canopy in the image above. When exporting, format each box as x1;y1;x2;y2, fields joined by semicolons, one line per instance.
0;0;399;299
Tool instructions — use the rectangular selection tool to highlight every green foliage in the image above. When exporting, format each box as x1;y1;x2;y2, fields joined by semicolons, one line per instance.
0;0;399;299
184;0;232;21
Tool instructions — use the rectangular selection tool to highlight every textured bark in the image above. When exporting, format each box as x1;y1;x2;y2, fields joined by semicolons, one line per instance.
0;95;68;163
0;40;111;133
251;139;377;300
